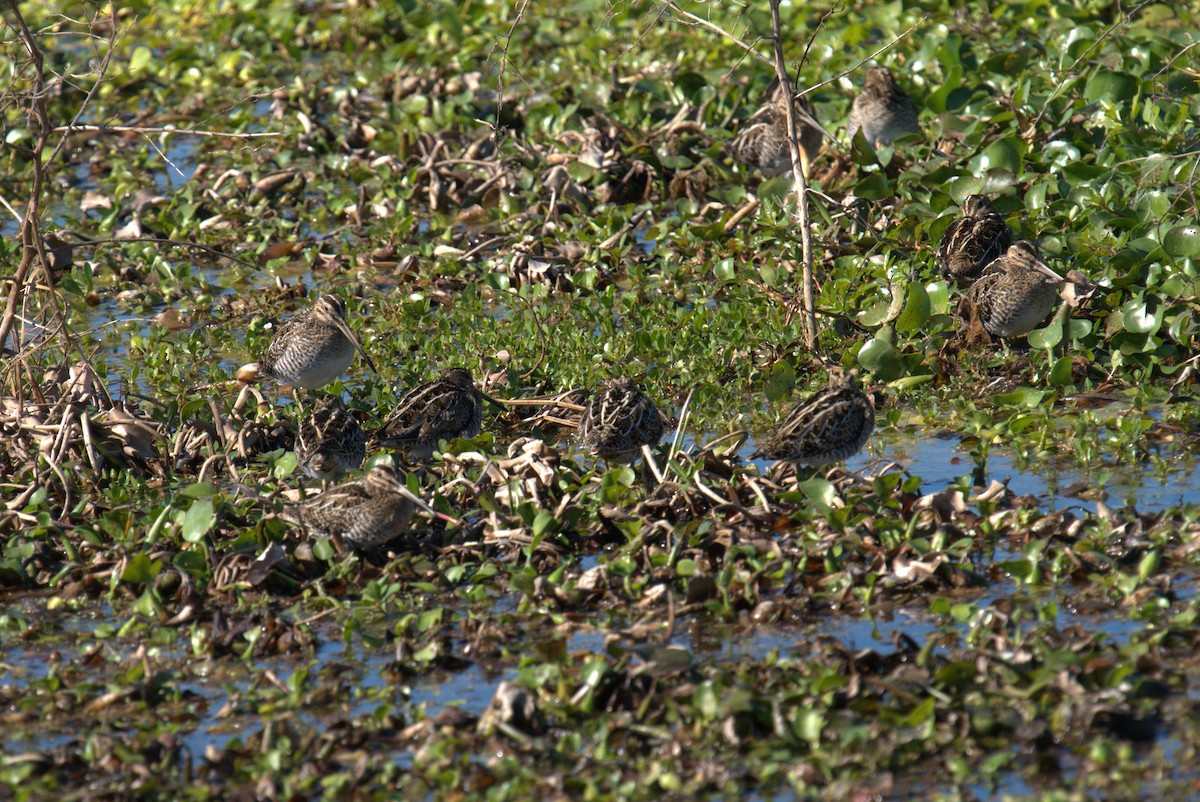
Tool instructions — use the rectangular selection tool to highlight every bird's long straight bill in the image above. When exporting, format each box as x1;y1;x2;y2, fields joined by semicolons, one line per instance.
397;485;462;527
334;317;378;374
1032;260;1064;282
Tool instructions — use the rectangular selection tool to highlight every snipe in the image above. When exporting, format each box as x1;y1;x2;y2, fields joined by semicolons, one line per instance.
282;464;422;550
578;377;665;463
938;195;1014;284
726;83;824;179
237;294;377;390
847;67;920;149
961;240;1063;339
374;368;493;461
295;395;366;482
752;370;875;468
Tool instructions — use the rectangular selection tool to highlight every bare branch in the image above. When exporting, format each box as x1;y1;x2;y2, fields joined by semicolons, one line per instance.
51;123;285;138
768;0;816;349
644;0;773;67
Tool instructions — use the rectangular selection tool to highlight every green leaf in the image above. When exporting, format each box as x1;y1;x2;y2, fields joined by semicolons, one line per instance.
993;387;1045;408
895;282;930;333
532;510;555;537
1027;317;1063;349
797;478;836;512
764;360;795;403
181;499;215;543
857;337;903;381
1121;296;1164;334
121;553;163;584
1164;224;1200;258
129;46;152;73
172;550;208;577
974;138;1023;174
1049;356;1074;386
675;558;698;577
416;607;443;632
1084;69;1140;103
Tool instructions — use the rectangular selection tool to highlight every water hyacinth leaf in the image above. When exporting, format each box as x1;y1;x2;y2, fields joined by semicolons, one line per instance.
181;498;216;543
794;709;825;745
1121;296;1163;334
925;281;950;315
1084;69;1140;103
993;387;1045;408
1027;317;1064;349
895;282;930;333
973;137;1023;174
798;477;836;512
857;337;903;381
714;258;736;283
858;299;894;328
532;510;555;537
121;553;163;584
173;550;208;577
765;360;795;404
1163;224;1200;258
1068;319;1092;342
417;607;443;632
1049;356;1074;386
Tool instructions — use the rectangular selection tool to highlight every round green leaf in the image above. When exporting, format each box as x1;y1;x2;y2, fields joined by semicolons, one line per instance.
798;477;836;511
1164;224;1200;258
857;337;903;381
1027;318;1063;349
1049;356;1074;386
1121;296;1164;334
974;138;1023;174
993;387;1045;408
895;282;931;333
1084;69;1139;103
181;498;216;543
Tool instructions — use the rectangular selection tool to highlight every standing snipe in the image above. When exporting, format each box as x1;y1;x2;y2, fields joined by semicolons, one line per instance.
374;368;490;461
578;377;665;463
938;195;1015;284
295;395;366;481
752;370;875;468
282;465;421;550
961;241;1063;338
847;67;920;148
237;294;377;390
726;83;823;179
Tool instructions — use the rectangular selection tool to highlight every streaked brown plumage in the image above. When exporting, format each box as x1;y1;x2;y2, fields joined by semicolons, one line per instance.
847;67;921;148
295;395;366;481
282;465;416;550
726;84;823;179
752;370;875;467
374;368;485;460
938;195;1015;284
237;295;376;390
961;240;1063;338
578;377;665;463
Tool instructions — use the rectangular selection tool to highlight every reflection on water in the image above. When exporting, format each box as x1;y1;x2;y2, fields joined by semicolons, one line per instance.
739;426;1200;515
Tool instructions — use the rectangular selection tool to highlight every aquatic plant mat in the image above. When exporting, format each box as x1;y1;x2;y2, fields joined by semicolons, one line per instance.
4;1;1200;799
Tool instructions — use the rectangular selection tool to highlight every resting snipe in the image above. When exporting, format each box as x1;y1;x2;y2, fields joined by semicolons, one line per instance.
847;67;920;148
295;395;366;481
374;368;489;461
282;464;420;550
237;294;376;390
752;370;875;468
578;377;665;463
961;240;1063;338
938;195;1015;284
726;83;823;179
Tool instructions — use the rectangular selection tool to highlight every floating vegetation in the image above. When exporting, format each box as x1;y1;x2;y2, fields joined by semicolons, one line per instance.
3;0;1200;798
